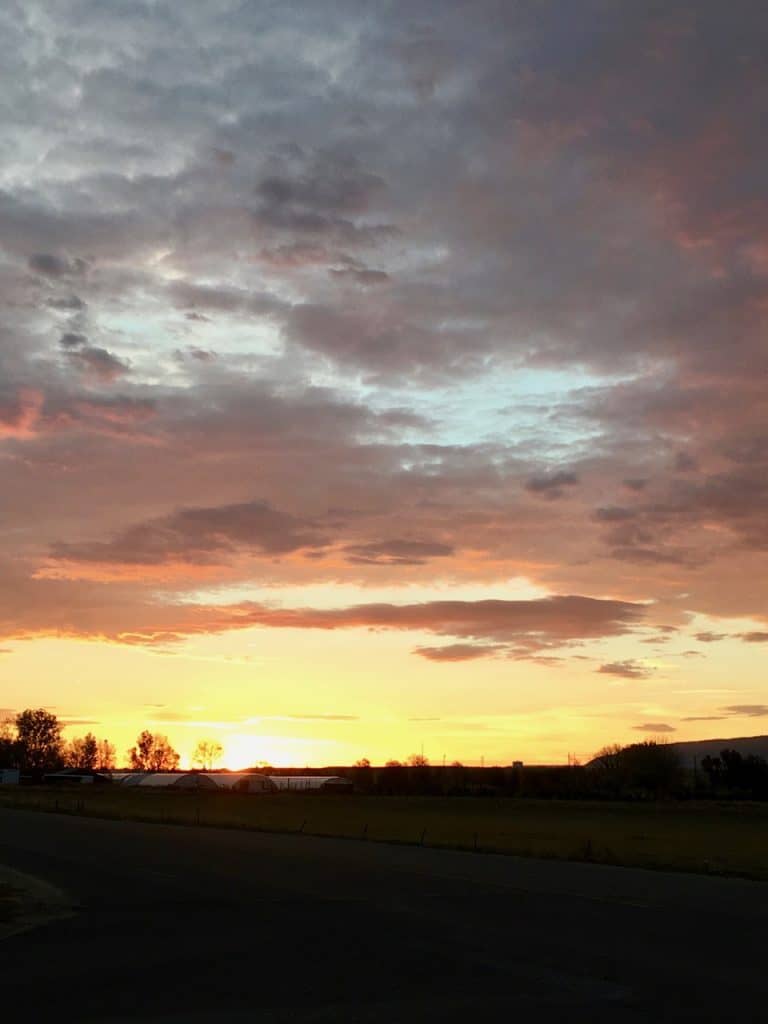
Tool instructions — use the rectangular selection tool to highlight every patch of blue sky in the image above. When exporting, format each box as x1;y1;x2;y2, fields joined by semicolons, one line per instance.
98;308;282;380
356;365;627;456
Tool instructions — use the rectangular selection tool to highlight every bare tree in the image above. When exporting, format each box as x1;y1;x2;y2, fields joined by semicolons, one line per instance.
191;739;223;770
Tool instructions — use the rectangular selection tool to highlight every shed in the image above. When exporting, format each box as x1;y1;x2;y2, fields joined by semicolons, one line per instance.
268;775;353;793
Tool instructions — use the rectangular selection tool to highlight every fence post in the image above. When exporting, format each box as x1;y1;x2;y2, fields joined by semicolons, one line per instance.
420;827;427;846
361;822;368;839
473;831;478;851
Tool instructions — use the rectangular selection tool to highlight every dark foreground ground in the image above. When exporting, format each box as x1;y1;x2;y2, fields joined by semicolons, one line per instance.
1;808;767;1022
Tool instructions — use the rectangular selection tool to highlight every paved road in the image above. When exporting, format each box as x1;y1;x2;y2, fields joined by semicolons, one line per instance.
1;808;767;1022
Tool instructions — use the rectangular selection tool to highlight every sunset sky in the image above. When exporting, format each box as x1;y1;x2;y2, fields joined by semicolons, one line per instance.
2;1;767;768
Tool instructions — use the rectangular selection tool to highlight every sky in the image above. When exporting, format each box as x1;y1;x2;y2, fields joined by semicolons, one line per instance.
1;0;767;768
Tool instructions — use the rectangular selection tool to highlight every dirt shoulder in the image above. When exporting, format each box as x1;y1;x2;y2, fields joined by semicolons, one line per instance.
0;864;75;940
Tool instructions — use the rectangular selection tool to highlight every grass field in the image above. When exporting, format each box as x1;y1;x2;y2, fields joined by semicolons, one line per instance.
1;787;767;880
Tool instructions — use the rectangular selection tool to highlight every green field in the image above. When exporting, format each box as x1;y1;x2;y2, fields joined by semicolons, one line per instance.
2;787;767;880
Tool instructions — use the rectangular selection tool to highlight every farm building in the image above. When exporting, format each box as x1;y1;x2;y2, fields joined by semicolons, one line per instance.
109;772;351;793
110;772;276;792
43;768;113;786
269;775;353;793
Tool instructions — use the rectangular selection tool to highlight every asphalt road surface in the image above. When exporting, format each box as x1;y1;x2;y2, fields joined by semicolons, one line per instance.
1;807;767;1022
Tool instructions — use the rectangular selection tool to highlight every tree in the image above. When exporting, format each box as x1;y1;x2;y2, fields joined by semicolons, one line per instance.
703;749;768;797
128;731;180;771
191;739;223;770
96;738;116;771
0;717;18;768
66;732;99;769
15;708;63;772
589;740;682;797
407;753;430;767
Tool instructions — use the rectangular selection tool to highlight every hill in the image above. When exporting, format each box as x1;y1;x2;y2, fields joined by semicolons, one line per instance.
669;734;768;768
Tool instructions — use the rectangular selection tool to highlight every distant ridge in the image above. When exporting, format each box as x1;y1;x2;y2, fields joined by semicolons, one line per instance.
669;734;768;768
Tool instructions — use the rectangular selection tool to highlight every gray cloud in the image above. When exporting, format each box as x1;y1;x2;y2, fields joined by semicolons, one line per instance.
525;471;579;500
29;253;87;278
52;501;330;567
343;539;454;567
0;0;767;681
722;705;768;718
67;346;130;382
598;660;653;680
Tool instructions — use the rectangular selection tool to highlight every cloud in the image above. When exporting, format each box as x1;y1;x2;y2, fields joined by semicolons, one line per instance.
230;595;644;650
695;632;729;643
0;390;43;439
51;501;330;567
681;716;726;722
47;295;86;311
722;705;768;718
272;714;359;721
28;253;87;278
59;332;87;349
633;723;676;733
525;471;579;500
738;632;768;643
343;539;454;566
413;643;499;662
1;0;768;700
597;660;653;680
67;346;130;382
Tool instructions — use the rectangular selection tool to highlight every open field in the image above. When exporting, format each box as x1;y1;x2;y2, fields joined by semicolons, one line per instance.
1;786;766;880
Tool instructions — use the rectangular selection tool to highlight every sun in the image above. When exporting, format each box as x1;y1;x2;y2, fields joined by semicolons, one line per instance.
222;733;327;770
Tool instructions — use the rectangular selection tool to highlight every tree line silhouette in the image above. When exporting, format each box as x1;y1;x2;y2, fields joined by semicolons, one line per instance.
2;708;767;799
